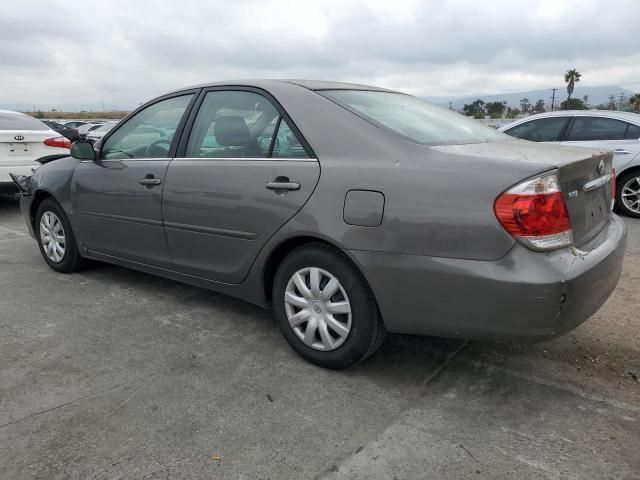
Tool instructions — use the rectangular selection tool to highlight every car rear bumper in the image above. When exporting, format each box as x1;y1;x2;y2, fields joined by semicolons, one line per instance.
349;214;627;341
0;164;39;191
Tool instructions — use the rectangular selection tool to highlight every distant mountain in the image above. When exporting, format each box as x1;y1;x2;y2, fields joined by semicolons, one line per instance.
426;85;636;111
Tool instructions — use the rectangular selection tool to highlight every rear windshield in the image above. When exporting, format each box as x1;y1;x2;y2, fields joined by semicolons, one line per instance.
0;112;48;131
321;90;508;145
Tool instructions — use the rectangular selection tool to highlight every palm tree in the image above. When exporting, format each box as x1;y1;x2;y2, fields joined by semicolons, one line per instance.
630;93;640;113
564;69;582;109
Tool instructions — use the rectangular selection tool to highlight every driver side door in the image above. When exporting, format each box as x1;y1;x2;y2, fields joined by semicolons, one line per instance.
72;92;196;268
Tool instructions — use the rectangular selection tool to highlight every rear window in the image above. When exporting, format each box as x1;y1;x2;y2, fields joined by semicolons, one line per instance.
0;112;48;131
320;90;508;145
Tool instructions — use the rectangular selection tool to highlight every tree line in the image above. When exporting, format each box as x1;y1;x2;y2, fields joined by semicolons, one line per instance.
463;69;640;119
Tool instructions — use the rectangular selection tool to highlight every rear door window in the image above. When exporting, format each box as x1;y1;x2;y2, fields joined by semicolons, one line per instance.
185;90;309;159
504;117;568;142
567;117;629;141
624;123;640;140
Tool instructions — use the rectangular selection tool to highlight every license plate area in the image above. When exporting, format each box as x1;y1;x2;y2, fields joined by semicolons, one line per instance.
7;143;31;155
583;187;608;232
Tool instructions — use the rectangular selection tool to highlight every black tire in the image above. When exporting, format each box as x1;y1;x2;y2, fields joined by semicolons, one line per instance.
35;198;87;273
616;171;640;218
272;243;386;369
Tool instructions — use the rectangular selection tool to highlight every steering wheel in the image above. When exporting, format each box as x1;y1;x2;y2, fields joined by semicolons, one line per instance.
145;138;172;157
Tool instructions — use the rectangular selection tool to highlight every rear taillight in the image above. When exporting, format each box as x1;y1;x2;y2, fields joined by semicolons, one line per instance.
494;171;572;251
43;136;70;149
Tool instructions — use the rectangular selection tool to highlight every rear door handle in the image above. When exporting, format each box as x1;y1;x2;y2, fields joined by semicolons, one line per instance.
266;180;300;191
614;149;631;155
139;177;162;187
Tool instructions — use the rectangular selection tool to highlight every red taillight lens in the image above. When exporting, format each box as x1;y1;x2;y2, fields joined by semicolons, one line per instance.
494;172;573;251
43;136;71;149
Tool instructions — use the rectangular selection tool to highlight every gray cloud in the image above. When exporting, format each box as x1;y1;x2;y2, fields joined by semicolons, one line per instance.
1;0;639;111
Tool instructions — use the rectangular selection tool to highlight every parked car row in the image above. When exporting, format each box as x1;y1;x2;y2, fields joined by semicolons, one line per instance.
9;80;627;369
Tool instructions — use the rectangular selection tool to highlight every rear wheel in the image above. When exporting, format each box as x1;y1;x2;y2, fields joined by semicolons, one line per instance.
617;171;640;218
35;198;86;273
272;243;386;369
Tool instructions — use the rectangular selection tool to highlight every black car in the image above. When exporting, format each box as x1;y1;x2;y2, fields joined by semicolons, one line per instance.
42;120;80;142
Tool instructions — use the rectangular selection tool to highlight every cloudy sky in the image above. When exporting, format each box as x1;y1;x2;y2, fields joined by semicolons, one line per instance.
2;0;639;111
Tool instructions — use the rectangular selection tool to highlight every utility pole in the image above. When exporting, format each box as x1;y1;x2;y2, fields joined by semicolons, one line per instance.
608;94;617;110
550;88;557;111
618;93;625;111
448;102;453;111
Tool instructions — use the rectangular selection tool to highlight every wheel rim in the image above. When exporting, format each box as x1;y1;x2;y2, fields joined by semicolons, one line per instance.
39;211;66;263
284;267;352;351
621;176;640;214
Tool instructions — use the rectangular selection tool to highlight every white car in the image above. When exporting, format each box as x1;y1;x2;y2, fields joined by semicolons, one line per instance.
0;110;70;194
85;121;118;144
500;110;640;217
77;122;104;139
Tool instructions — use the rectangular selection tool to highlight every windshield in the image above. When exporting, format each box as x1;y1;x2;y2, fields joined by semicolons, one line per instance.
321;90;509;145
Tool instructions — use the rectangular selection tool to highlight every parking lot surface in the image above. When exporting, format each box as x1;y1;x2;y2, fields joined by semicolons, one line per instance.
1;196;639;479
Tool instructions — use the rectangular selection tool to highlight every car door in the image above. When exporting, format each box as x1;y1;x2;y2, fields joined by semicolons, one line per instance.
562;116;640;171
72;92;196;268
162;88;320;284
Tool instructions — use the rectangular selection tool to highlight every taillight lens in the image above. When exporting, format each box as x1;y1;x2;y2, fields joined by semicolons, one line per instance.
494;171;573;251
44;136;71;149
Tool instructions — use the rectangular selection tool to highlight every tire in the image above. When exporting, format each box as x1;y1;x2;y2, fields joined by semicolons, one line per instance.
272;243;386;369
35;198;87;273
616;171;640;218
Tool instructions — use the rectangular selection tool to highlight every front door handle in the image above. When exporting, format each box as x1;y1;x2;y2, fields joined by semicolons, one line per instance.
266;177;300;191
614;149;631;155
139;176;162;187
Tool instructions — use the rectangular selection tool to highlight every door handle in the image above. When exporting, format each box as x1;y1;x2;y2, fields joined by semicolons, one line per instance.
138;176;162;187
266;178;300;191
614;149;631;155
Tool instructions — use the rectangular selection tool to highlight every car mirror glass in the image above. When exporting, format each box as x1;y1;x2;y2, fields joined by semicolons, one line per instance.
70;141;97;161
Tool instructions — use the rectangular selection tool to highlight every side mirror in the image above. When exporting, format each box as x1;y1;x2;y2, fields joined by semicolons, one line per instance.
70;141;97;161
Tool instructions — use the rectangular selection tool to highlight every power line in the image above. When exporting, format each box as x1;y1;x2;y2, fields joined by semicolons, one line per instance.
550;88;557;111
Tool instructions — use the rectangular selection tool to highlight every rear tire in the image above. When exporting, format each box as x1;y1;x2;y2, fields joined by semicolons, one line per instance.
35;198;87;273
616;171;640;218
272;243;386;369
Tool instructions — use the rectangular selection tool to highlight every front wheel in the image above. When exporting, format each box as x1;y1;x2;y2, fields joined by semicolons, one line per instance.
272;243;386;369
617;171;640;218
35;198;86;273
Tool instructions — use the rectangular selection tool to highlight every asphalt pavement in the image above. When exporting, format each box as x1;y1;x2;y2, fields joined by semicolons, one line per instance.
1;196;638;479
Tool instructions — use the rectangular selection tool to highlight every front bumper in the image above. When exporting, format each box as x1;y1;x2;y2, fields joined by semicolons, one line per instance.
350;215;627;340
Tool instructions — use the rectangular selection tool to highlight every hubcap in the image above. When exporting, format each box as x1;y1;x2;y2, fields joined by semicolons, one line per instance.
621;176;640;214
39;211;66;263
284;267;352;351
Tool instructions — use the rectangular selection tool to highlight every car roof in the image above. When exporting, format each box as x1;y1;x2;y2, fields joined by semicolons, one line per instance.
515;110;640;123
164;79;398;96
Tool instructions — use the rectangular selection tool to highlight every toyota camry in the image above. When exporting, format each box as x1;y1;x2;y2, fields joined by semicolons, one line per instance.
12;80;627;368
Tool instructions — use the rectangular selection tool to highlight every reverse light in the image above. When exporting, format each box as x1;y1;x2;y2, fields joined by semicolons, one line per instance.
494;171;573;251
44;136;71;149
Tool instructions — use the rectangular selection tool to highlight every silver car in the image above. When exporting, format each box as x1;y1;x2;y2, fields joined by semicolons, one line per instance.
13;80;627;368
500;110;640;217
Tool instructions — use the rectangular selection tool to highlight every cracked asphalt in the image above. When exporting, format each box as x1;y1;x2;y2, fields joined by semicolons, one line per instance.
1;196;639;479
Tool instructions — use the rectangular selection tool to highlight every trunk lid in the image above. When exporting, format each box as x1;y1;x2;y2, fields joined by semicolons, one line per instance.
558;149;613;248
0;129;56;165
432;140;614;249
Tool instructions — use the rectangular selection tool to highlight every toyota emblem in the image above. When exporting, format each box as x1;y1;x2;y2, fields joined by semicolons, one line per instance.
597;159;605;175
14;135;25;141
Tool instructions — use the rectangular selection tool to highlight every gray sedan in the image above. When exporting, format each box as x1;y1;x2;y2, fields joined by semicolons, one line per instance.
12;80;627;368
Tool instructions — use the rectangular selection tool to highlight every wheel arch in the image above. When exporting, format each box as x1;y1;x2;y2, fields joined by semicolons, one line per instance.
261;235;377;307
29;189;56;229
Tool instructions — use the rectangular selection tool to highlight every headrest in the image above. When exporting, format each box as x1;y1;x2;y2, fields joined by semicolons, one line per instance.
214;116;251;147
